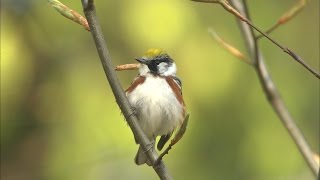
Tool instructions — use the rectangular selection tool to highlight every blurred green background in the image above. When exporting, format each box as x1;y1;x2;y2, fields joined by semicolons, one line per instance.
1;0;319;180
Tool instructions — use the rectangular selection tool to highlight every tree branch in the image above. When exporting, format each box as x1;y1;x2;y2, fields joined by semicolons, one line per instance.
229;0;319;177
192;0;320;79
80;0;173;179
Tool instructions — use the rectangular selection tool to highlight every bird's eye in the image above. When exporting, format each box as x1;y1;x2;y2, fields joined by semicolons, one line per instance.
155;61;161;65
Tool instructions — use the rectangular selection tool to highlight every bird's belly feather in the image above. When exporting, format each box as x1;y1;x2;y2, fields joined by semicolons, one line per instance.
127;76;183;139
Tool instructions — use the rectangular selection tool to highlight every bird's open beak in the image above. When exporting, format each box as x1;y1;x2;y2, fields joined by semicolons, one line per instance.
135;58;148;64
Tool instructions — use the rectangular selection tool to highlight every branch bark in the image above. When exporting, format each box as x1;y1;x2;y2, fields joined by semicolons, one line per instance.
229;0;319;177
80;0;173;179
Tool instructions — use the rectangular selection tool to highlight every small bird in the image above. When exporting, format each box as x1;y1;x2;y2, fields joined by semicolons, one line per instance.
126;48;187;166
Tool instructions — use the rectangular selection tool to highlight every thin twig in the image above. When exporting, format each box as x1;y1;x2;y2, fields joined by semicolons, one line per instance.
48;0;90;31
208;27;250;65
229;0;319;177
192;0;320;79
115;63;140;71
80;0;173;179
257;0;306;39
314;153;320;166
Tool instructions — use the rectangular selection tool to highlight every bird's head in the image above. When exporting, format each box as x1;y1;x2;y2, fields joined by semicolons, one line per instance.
135;48;177;76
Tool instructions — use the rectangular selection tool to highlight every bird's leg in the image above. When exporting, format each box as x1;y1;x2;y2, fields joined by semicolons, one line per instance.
142;138;155;166
128;106;137;118
156;113;190;164
144;137;155;153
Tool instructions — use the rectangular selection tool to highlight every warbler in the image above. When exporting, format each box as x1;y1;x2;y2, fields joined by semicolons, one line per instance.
125;48;187;166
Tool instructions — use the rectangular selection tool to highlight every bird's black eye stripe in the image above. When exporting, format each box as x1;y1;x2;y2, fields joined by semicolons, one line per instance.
161;57;172;63
153;59;165;65
154;56;172;65
155;60;161;65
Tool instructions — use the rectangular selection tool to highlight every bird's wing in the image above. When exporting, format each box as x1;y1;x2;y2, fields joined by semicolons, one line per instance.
125;76;146;93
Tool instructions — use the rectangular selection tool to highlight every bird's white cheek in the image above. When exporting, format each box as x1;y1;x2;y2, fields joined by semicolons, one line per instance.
161;63;177;76
157;63;168;75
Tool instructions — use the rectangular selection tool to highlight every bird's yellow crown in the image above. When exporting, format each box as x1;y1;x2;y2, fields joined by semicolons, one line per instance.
142;48;167;60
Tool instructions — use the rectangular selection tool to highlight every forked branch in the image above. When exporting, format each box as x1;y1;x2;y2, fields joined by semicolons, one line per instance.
192;0;319;79
228;0;318;177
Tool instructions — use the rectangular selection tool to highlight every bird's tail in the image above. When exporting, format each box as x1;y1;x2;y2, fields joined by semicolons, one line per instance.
134;146;152;166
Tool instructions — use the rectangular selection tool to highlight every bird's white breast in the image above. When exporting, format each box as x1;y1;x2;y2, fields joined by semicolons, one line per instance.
127;75;184;139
